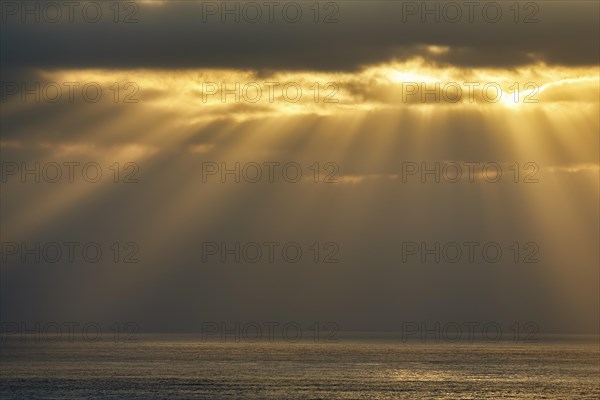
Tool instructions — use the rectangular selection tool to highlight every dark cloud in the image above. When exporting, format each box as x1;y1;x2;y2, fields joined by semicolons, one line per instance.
1;1;598;71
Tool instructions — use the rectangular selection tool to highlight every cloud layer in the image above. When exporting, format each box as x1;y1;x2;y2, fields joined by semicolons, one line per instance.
2;1;599;71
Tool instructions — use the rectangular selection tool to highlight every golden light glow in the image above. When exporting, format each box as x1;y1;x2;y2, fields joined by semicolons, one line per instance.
19;60;597;123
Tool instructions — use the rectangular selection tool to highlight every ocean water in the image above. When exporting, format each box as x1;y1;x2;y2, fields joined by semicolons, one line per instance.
1;336;599;399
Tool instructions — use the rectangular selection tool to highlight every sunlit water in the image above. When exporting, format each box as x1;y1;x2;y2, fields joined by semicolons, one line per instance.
1;336;599;399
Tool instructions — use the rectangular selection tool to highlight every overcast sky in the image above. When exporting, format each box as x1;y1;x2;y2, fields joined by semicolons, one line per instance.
1;1;598;335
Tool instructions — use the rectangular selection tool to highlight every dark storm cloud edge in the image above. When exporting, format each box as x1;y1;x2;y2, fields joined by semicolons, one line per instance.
1;1;598;71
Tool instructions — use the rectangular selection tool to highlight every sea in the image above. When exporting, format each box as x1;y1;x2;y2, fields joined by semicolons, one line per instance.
1;335;599;399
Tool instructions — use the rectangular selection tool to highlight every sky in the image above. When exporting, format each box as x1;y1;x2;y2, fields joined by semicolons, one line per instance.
1;1;599;335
